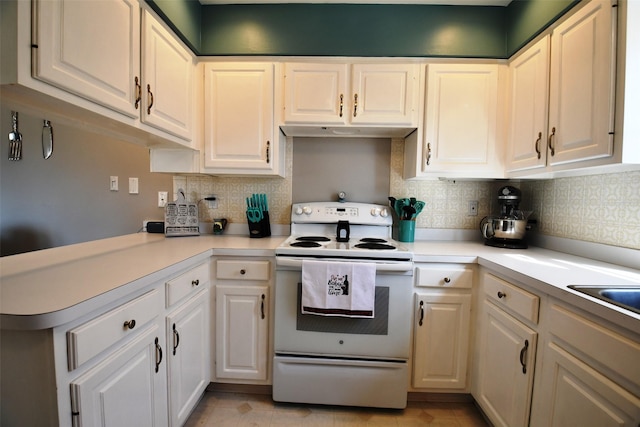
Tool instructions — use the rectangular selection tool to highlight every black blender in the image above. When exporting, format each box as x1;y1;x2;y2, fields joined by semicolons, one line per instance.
480;186;529;249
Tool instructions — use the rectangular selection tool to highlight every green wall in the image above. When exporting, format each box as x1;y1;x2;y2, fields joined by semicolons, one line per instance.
147;0;580;59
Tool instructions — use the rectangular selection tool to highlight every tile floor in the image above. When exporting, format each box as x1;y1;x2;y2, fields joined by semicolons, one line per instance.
185;390;490;426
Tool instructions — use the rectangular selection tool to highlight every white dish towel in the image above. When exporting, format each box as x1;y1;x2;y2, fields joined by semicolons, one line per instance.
301;260;376;318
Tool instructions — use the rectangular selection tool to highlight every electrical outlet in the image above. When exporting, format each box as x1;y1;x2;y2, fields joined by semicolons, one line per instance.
158;191;168;208
205;195;218;209
129;177;139;194
468;200;479;216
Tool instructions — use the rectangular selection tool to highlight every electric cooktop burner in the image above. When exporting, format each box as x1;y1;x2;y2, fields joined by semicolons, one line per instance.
290;241;322;248
359;238;388;243
354;242;396;250
296;236;331;242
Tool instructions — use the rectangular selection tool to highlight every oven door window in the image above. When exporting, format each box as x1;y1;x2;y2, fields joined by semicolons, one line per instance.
296;283;389;335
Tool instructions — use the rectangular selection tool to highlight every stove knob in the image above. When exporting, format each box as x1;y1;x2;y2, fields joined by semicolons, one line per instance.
302;206;312;215
294;206;303;215
380;208;389;218
370;207;381;217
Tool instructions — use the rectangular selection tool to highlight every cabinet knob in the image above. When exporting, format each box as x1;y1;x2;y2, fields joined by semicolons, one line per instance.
192;279;199;286
123;319;136;330
497;291;507;299
240;269;246;275
444;277;451;284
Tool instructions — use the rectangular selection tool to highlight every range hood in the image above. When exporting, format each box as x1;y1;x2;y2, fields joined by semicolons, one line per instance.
279;125;416;138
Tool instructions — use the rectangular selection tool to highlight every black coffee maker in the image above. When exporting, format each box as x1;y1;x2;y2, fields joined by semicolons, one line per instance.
480;186;529;249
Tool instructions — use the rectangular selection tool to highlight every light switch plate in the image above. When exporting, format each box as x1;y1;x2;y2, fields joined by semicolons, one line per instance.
129;177;139;194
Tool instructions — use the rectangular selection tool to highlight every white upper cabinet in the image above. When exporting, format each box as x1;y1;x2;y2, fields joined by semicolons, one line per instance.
547;0;616;167
203;62;285;176
506;36;550;173
506;0;621;176
34;0;141;118
142;10;195;141
283;62;420;128
407;63;504;178
31;0;195;146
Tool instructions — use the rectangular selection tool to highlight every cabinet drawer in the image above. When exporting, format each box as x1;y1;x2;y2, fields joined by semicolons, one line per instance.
67;290;162;370
484;273;539;324
216;260;270;281
416;264;473;289
166;262;210;307
548;303;640;387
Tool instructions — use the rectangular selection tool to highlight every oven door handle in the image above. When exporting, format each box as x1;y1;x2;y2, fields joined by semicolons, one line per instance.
276;257;413;272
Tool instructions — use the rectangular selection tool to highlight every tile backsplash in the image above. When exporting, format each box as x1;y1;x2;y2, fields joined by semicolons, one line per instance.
175;139;640;250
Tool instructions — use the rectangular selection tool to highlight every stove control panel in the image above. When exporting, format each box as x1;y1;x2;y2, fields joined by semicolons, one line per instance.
291;202;392;225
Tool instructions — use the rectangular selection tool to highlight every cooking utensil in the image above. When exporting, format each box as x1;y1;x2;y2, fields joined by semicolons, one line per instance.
8;111;22;161
413;201;425;216
42;120;53;159
402;205;416;220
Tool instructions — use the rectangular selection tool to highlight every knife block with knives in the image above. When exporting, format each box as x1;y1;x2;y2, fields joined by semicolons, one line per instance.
246;193;271;238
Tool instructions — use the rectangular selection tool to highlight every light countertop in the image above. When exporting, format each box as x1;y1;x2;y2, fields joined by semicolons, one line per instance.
1;233;638;331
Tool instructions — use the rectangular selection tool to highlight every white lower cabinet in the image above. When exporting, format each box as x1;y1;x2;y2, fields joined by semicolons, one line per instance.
214;259;272;383
473;270;539;427
70;323;167;427
412;264;473;391
166;289;210;427
530;302;640;427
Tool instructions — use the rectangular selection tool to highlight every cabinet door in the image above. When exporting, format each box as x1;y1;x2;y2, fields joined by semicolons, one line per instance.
506;36;550;173
532;342;640;427
166;290;209;427
34;0;140;118
547;0;616;166
423;64;502;177
283;63;349;124
413;292;471;389
204;63;275;173
476;301;537;427
215;285;269;381
351;64;419;126
70;324;167;427
142;10;194;141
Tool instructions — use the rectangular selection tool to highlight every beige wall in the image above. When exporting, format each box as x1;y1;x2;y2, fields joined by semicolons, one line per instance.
181;139;639;250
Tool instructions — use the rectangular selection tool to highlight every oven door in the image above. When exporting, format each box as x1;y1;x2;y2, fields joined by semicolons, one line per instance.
274;258;413;360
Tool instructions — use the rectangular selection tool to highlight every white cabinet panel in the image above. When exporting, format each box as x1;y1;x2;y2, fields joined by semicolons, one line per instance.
506;36;550;173
142;10;194;140
215;285;269;381
70;324;167;427
34;0;140;118
413;292;471;389
548;0;616;166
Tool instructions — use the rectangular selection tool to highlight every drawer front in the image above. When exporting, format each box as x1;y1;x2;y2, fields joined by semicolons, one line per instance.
166;262;210;307
549;303;640;387
216;260;270;281
416;264;473;289
484;273;540;324
67;289;162;370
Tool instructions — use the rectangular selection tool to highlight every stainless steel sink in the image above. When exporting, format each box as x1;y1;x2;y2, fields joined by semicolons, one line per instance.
568;285;640;315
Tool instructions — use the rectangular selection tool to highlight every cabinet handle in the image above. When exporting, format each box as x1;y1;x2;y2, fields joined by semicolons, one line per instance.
339;94;344;118
192;279;199;287
418;300;424;326
443;277;451;284
425;142;432;166
147;84;154;114
240;269;246;275
535;132;542;159
123;319;136;330
519;339;529;374
261;294;266;319
172;323;180;356
548;127;556;156
497;291;507;299
154;337;163;373
134;76;141;110
353;93;358;117
266;141;270;164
